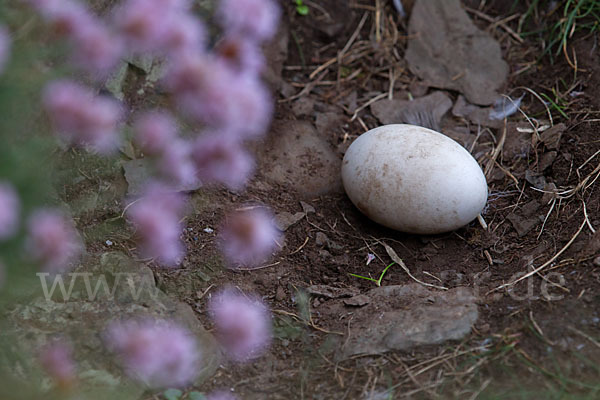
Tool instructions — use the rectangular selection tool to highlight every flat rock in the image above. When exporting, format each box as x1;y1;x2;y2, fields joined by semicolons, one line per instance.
452;95;503;128
274;211;305;231
306;284;359;299
122;158;202;196
507;200;543;237
405;0;508;105
257;120;342;196
371;91;452;131
540;123;565;150
337;284;478;359
2;252;220;397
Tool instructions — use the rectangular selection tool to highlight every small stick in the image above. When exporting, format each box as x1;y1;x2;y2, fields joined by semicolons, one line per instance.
477;214;488;230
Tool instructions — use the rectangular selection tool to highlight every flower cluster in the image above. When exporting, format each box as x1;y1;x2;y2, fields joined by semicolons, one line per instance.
15;0;283;391
43;80;122;154
104;318;200;388
39;340;77;390
208;288;272;362
0;182;19;240
26;209;82;274
218;208;281;269
126;185;186;266
0;25;10;74
29;0;122;76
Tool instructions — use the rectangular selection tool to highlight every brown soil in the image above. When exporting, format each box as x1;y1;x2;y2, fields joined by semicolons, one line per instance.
144;2;600;399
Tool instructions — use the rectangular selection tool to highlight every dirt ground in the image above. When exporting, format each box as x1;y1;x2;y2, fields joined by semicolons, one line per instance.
133;1;600;399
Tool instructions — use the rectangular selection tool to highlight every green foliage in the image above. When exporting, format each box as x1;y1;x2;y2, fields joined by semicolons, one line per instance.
349;262;395;287
516;0;600;63
163;388;184;400
294;0;309;16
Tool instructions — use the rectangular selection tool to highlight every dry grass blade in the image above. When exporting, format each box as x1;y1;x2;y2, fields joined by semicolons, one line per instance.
490;218;586;293
379;241;448;290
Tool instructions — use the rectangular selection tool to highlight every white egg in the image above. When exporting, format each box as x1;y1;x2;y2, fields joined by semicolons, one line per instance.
341;124;488;234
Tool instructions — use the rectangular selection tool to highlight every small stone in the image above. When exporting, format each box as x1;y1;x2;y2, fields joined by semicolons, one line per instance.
312;298;321;308
275;286;286;301
540;123;565;150
538;151;557;171
343;294;370;307
593;256;600;267
315;232;329;246
300;201;315;214
274;211;305;231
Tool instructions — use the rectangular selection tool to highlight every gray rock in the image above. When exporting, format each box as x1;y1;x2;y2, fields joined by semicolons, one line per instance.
257;120;342;196
371;91;452;131
405;0;508;105
123;158;202;196
337;284;478;359
2;253;220;397
274;211;305;231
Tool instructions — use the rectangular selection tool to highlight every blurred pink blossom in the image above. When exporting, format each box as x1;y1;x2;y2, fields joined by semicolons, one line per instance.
157;140;197;187
26;209;82;274
163;54;272;138
207;390;239;400
70;22;123;76
218;208;280;268
39;340;77;389
217;0;280;42
28;0;95;36
216;34;265;75
113;0;172;53
161;13;206;55
29;0;121;75
208;288;272;361
114;0;204;55
0;181;19;240
0;25;10;74
191;134;253;191
104;318;200;388
43;80;123;154
126;185;185;266
133;111;178;156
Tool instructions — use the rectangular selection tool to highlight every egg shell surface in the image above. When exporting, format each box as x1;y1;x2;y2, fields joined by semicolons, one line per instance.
341;124;488;234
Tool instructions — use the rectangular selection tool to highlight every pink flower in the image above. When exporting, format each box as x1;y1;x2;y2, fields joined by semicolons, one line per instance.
207;390;239;400
191;134;253;191
39;340;77;389
161;13;206;56
113;0;172;54
209;288;272;362
114;0;205;55
157;140;197;187
217;0;280;42
43;80;123;154
0;25;10;74
218;207;280;268
28;0;95;36
104;318;200;388
70;22;123;76
26;209;82;273
0;182;19;240
126;185;185;266
163;54;272;138
215;34;265;75
133;111;178;156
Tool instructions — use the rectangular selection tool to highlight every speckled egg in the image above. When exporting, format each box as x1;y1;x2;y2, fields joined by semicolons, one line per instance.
341;124;488;234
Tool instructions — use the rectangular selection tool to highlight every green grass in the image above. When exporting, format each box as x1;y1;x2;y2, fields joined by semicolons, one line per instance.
514;0;600;64
348;261;395;286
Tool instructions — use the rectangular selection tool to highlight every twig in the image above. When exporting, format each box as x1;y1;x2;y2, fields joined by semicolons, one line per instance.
379;241;448;290
490;218;586;293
